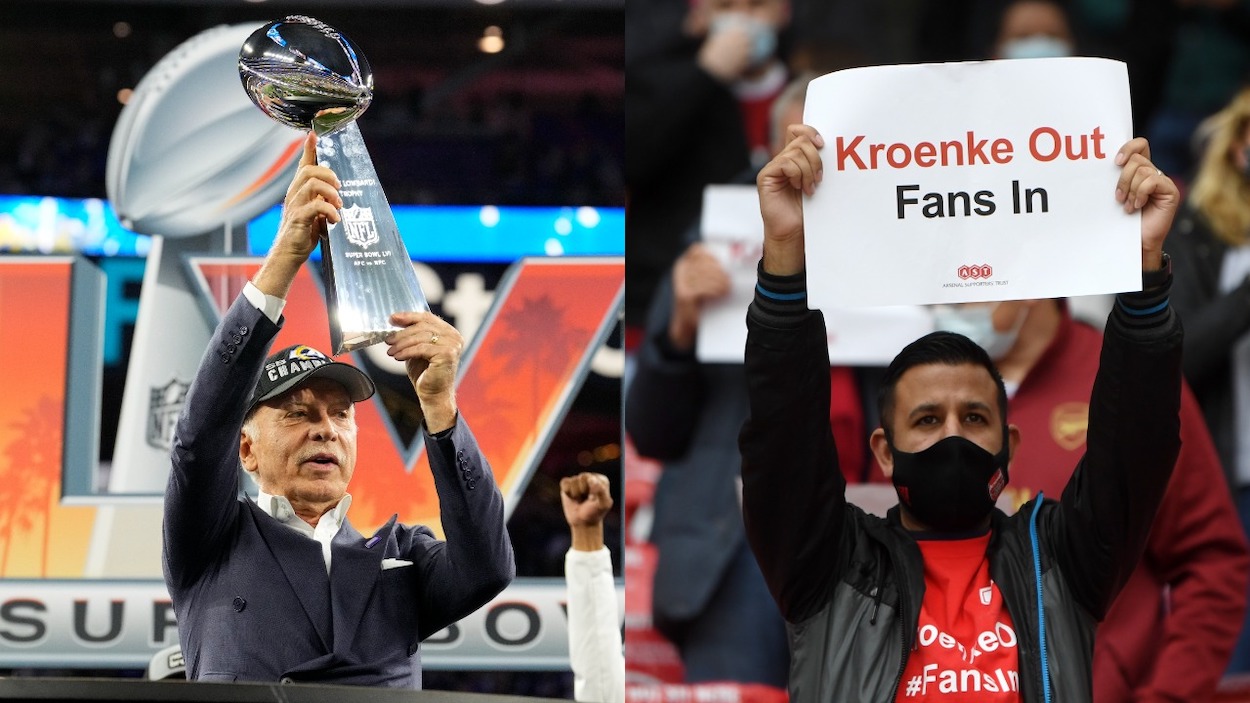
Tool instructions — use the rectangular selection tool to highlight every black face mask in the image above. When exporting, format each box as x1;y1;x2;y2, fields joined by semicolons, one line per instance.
889;432;1009;532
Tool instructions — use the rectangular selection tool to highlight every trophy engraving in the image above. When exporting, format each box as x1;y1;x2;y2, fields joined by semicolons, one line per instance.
239;15;429;353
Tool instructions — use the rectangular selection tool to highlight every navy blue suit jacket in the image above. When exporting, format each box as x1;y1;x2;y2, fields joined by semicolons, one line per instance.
163;294;514;687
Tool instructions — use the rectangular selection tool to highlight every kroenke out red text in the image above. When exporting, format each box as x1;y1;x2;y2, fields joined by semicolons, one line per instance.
830;127;1107;220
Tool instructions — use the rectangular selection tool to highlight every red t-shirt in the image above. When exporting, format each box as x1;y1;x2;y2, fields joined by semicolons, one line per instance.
895;532;1021;702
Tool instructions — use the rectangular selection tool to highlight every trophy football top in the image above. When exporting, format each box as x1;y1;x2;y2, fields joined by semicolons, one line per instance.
238;15;373;133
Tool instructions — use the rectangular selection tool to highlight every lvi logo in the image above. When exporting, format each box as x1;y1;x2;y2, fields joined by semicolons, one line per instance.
958;264;994;280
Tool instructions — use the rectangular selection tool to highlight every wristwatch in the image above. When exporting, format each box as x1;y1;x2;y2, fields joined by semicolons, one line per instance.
1142;252;1172;290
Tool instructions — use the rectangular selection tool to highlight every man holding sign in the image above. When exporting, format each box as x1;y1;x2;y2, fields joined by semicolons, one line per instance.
740;119;1181;701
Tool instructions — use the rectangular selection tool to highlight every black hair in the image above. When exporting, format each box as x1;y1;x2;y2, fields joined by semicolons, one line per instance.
877;330;1009;441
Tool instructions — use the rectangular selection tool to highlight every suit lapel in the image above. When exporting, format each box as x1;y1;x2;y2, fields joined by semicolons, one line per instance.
247;501;334;650
329;514;396;651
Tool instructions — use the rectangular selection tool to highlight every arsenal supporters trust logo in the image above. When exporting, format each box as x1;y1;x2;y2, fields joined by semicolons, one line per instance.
958;264;994;280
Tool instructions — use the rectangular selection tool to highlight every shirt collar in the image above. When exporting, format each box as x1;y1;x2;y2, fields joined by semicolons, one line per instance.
256;490;352;529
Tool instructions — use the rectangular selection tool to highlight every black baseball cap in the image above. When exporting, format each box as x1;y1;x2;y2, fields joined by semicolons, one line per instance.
248;344;375;413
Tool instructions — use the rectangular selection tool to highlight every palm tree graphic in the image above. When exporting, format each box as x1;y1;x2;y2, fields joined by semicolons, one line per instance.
2;396;62;577
493;293;588;432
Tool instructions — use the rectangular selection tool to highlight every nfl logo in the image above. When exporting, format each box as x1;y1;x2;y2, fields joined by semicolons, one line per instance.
342;204;379;248
147;379;190;450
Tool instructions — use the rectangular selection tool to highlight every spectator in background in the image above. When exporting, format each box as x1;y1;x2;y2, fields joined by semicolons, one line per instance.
625;74;882;688
915;0;1174;140
625;0;688;67
933;297;1249;701
562;472;624;703
625;0;791;336
991;0;1075;59
915;0;1073;66
986;0;1245;184
1168;85;1250;674
1146;0;1250;180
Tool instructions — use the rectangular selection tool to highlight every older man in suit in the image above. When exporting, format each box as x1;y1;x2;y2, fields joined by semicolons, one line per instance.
162;133;514;687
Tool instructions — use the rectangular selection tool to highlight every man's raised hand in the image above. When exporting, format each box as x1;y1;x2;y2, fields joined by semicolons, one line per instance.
757;124;823;276
1113;138;1179;271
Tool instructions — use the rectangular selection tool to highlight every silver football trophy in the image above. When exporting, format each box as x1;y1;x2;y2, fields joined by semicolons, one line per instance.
239;15;429;353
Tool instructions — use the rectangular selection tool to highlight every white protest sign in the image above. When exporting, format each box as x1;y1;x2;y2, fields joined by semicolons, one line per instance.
697;184;933;364
802;57;1138;308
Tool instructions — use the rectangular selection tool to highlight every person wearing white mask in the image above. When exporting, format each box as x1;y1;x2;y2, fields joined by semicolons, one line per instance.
689;0;792;168
930;303;1030;370
625;0;791;335
932;298;1248;703
993;0;1075;60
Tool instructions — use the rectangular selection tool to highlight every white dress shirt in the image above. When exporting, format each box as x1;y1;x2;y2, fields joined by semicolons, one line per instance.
565;547;625;703
256;491;352;574
242;280;287;324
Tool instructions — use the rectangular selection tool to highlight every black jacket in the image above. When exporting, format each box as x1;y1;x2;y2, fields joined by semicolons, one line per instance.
739;276;1182;702
164;295;514;686
627;255;883;635
625;283;752;631
1167;202;1250;487
624;39;751;325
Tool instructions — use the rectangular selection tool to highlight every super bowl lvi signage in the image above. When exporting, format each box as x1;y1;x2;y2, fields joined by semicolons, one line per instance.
0;253;624;668
105;22;302;241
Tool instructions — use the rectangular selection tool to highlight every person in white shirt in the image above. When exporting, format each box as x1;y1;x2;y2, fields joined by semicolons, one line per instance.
561;471;624;703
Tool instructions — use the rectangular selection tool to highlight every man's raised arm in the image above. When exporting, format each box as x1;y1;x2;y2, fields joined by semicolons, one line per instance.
164;133;342;586
1052;138;1185;617
740;124;847;623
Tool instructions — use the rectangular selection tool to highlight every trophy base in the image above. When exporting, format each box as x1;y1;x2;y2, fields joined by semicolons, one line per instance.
338;329;394;353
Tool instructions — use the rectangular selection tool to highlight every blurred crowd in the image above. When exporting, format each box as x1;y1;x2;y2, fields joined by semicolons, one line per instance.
625;0;1250;701
1;88;624;208
0;4;624;209
0;89;625;207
